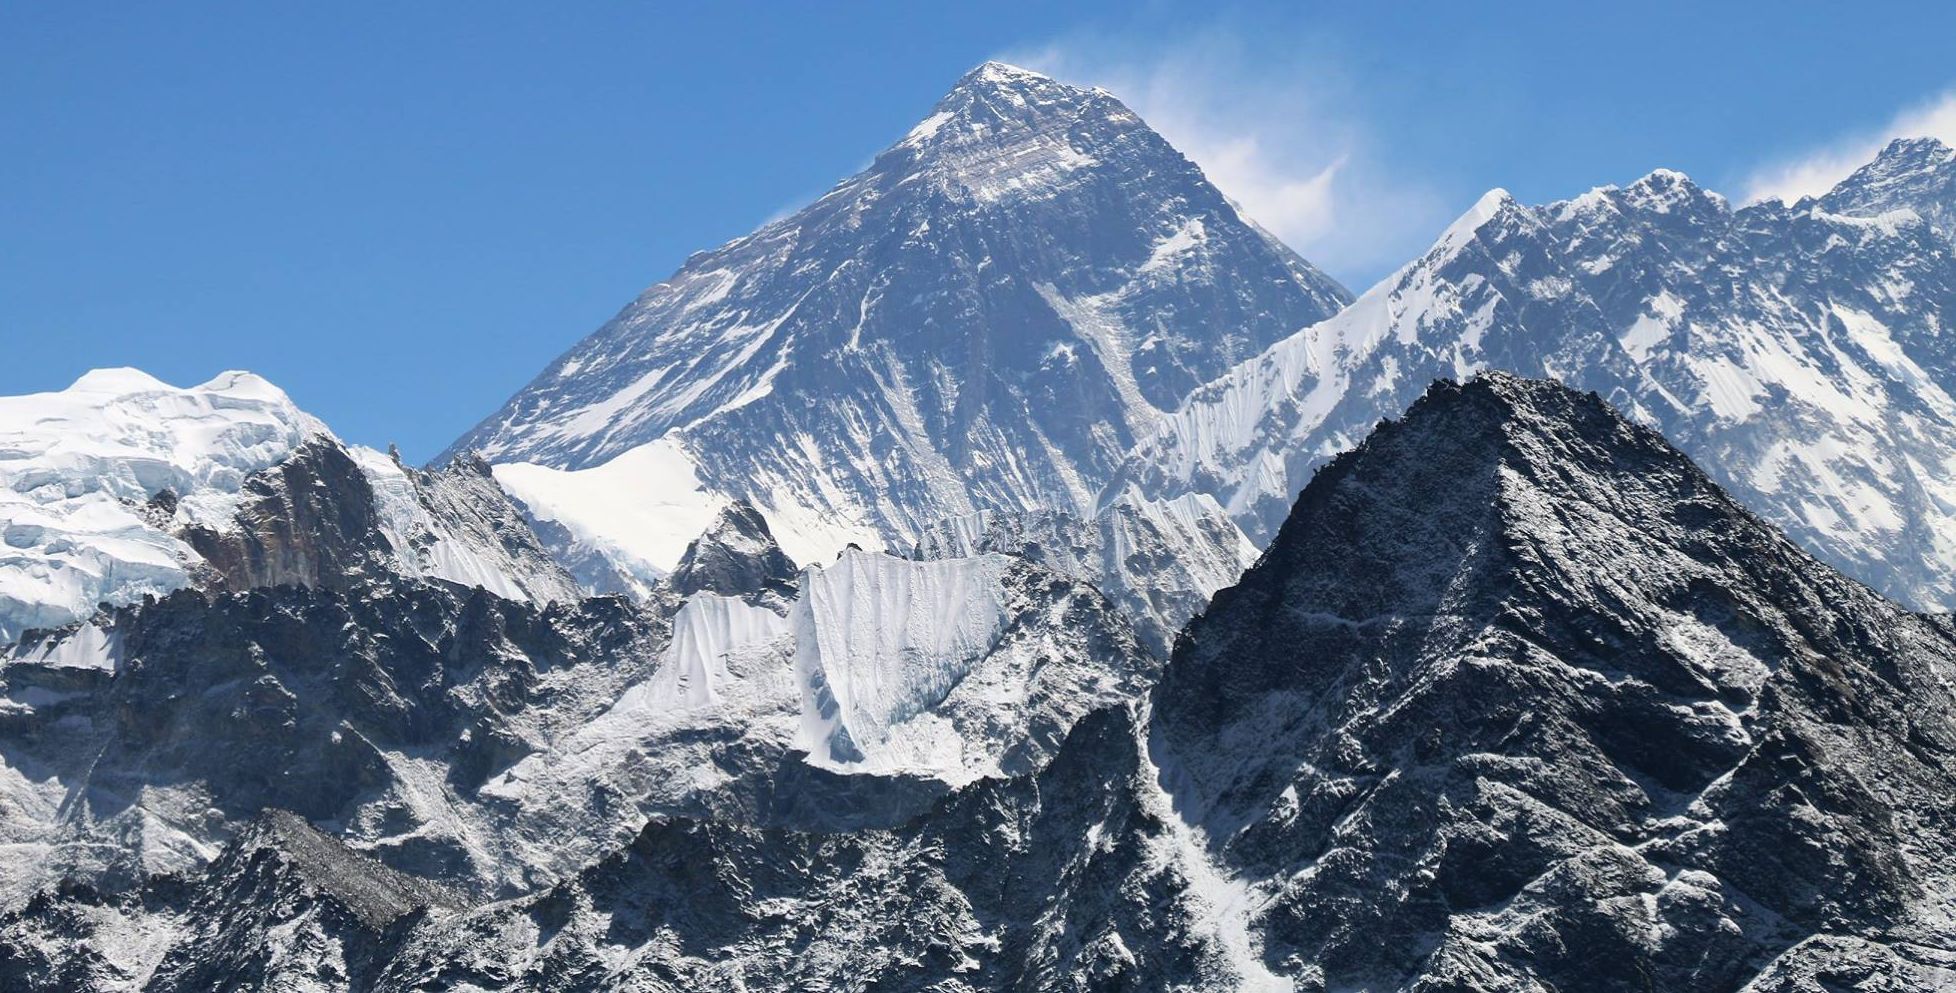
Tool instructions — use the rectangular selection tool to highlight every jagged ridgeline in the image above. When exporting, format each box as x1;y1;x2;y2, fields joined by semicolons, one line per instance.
9;374;1956;991
1117;138;1956;613
6;53;1956;993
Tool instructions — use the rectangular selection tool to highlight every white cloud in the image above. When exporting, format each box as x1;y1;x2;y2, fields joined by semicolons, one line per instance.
1740;89;1956;204
1005;32;1446;288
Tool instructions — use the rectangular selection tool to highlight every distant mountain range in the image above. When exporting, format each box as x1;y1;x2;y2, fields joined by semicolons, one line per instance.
1118;137;1956;611
5;60;1956;992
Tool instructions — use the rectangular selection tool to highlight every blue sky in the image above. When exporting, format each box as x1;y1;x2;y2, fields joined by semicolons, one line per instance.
7;1;1955;460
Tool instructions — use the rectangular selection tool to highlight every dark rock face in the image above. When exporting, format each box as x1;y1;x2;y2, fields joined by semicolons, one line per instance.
370;707;1237;993
446;62;1350;551
0;811;456;993
182;438;395;592
665;501;799;602
179;440;582;605
1154;373;1956;990
0;578;664;899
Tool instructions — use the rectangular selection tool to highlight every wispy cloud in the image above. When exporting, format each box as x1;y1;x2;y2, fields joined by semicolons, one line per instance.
1005;31;1446;288
1740;89;1956;204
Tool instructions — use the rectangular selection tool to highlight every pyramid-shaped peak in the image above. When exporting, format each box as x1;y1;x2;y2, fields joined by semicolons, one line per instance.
957;60;1057;89
900;59;1122;147
1248;372;1745;597
668;499;799;599
1161;370;1872;776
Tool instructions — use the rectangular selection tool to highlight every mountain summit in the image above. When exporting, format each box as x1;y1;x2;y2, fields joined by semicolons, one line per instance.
1117;146;1956;610
447;60;1349;573
1149;372;1956;989
1818;135;1956;243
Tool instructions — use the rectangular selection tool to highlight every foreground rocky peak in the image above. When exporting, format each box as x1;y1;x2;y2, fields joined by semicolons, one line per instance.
1154;373;1956;989
447;59;1349;580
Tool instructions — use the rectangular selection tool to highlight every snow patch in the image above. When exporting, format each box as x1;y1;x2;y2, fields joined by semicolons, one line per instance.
652;594;790;708
493;439;729;578
792;549;1010;779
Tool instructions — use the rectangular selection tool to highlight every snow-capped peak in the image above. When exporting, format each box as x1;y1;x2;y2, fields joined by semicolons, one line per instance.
1435;187;1517;251
0;368;330;640
892;58;1125;159
1121;136;1956;613
0;368;579;643
65;366;170;394
446;60;1350;586
1819;135;1956;243
959;60;1053;88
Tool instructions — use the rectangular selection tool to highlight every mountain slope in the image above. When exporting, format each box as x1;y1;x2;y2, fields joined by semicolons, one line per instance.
449;61;1349;573
0;370;580;645
0;811;456;992
1117;139;1956;610
1153;373;1956;989
420;375;1956;991
0;544;1152;908
11;375;1956;990
0;579;664;905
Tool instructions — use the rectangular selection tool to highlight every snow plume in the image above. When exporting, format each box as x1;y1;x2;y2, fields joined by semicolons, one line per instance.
1741;86;1956;204
1008;29;1446;285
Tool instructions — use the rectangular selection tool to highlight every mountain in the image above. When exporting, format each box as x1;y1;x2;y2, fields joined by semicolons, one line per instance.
410;374;1956;990
0;369;580;644
0;577;664;905
21;374;1952;990
664;500;799;604
1115;138;1956;610
1818;136;1956;243
1151;373;1956;989
0;534;1151;909
0;369;324;642
449;61;1350;577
